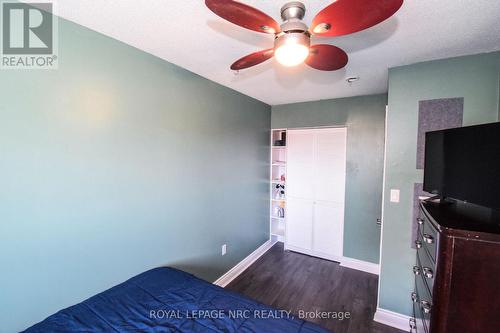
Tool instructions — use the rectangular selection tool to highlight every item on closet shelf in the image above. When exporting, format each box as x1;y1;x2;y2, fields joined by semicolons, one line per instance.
274;184;286;199
274;206;281;217
274;139;284;146
275;191;285;200
273;131;287;146
280;174;286;181
278;207;285;218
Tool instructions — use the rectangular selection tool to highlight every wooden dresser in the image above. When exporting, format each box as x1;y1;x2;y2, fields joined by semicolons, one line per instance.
411;200;500;333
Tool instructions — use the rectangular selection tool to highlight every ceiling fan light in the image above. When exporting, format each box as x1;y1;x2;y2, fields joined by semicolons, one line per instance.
274;33;310;67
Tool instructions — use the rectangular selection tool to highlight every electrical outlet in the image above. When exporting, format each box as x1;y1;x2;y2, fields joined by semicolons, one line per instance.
390;189;400;203
221;244;227;256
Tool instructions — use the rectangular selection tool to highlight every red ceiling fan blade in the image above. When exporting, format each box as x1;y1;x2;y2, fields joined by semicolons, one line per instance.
231;49;274;70
206;0;281;34
305;44;348;71
311;0;403;37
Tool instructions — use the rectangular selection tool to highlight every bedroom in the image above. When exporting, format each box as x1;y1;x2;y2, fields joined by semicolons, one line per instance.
1;1;499;332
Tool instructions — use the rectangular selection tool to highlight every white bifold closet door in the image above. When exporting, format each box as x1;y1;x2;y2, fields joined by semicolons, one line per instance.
286;127;347;261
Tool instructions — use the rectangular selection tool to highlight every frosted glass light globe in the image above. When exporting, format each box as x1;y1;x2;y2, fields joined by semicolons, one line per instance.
275;42;309;67
274;32;310;67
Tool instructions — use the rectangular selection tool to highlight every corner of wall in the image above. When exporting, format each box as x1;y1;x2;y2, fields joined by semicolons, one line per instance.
497;73;500;121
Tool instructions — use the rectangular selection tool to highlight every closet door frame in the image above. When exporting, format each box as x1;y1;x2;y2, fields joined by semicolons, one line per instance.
284;126;347;263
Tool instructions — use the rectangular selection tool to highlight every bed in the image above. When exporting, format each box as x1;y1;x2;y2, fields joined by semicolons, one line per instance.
24;267;330;332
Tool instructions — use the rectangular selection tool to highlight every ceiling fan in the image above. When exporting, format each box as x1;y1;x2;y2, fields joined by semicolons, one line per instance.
205;0;403;71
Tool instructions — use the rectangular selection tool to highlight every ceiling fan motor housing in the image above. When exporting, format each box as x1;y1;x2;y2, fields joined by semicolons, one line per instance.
280;1;306;21
276;2;310;53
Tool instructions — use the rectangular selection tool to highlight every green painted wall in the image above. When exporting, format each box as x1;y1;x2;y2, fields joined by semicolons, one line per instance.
379;51;500;315
272;94;387;264
0;17;271;332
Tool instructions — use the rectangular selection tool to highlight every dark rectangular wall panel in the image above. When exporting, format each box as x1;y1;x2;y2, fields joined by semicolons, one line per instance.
416;98;464;169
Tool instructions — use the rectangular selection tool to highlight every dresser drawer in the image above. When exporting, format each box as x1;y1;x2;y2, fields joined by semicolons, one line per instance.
412;294;429;333
414;255;432;299
418;213;438;263
417;244;435;294
414;276;432;333
412;244;433;333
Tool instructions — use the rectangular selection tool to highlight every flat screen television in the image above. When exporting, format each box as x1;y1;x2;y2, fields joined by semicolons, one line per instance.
423;122;500;210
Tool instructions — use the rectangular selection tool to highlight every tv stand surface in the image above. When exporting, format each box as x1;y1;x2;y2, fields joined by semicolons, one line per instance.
423;199;500;235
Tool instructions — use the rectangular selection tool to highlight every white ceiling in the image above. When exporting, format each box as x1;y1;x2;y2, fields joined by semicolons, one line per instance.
53;0;500;105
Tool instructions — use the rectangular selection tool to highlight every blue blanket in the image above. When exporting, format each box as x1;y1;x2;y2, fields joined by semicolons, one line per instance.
24;267;330;332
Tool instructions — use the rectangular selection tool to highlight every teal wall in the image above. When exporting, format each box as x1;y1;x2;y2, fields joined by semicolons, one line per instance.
272;94;387;264
0;18;271;332
379;51;500;315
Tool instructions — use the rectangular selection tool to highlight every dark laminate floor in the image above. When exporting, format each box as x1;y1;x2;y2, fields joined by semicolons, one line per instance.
226;243;406;333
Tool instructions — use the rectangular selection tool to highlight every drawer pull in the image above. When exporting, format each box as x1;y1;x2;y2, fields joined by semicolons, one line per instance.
417;217;424;225
409;318;416;329
413;266;421;275
423;267;434;279
423;233;434;244
415;240;422;249
411;292;418;302
420;300;432;314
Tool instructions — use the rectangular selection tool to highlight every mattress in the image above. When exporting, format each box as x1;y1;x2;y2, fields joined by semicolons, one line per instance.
24;267;330;332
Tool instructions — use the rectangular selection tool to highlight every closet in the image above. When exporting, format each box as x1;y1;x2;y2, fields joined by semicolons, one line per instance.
285;127;347;261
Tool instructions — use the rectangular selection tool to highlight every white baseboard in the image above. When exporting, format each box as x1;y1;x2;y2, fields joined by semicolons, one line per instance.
285;244;344;263
374;308;410;332
340;256;380;275
213;239;276;287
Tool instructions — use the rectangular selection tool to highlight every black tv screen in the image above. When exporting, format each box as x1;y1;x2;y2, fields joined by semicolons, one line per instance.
423;122;500;209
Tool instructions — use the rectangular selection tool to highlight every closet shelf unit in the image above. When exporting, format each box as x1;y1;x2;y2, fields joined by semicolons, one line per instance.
270;129;287;243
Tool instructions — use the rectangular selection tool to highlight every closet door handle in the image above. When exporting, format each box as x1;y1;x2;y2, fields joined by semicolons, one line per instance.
412;266;421;275
415;240;422;249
